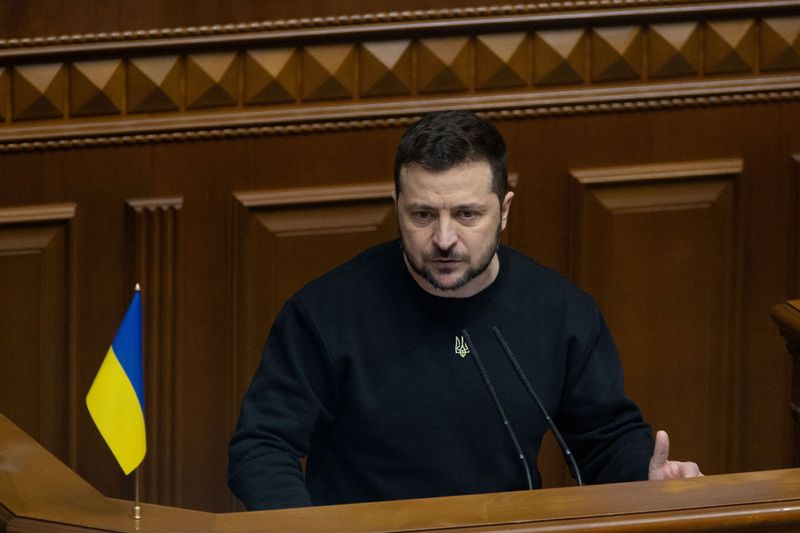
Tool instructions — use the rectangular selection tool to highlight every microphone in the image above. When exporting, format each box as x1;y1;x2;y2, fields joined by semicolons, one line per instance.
461;329;533;490
492;326;583;486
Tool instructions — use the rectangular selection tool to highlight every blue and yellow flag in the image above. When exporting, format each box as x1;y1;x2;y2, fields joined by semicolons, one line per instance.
86;287;145;475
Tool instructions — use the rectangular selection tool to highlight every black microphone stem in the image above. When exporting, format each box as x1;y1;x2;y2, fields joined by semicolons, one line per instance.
462;329;534;491
492;326;584;487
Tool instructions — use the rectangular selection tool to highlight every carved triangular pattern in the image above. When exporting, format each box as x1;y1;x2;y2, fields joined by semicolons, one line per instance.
424;67;467;93
191;84;237;109
249;81;295;104
189;53;237;83
360;45;410;96
481;64;525;89
763;47;800;71
711;50;751;74
130;86;179;113
13;72;63;120
538;62;582;85
73;91;119;116
309;77;350;100
477;33;526;63
128;62;180;112
71;67;121;115
303;51;352;100
245;54;296;104
477;43;525;89
187;62;237;108
363;71;409;97
761;19;800;71
17;95;62;120
596;57;640;81
362;41;410;69
652;54;696;78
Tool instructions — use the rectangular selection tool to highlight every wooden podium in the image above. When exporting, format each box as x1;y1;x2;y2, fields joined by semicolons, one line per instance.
2;414;800;532
772;299;800;467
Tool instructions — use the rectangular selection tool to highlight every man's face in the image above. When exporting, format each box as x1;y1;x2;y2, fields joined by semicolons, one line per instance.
395;160;513;298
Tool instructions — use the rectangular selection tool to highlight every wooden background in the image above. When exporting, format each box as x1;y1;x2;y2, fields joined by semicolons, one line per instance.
0;0;798;513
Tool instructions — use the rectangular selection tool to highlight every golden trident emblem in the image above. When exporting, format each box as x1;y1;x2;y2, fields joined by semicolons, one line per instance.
454;336;470;358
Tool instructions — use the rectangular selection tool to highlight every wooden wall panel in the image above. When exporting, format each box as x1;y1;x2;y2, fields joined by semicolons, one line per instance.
127;197;183;506
232;184;396;417
795;155;800;299
0;204;75;465
570;160;741;475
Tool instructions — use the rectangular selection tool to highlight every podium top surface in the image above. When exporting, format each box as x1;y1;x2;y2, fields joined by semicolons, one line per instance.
2;413;800;532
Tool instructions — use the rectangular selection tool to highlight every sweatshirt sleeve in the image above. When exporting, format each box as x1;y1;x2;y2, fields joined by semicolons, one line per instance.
227;297;340;510
556;296;654;484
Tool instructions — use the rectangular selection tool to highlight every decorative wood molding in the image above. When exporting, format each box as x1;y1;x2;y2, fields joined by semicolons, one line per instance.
1;75;799;153
235;182;395;207
0;4;798;151
0;203;78;223
126;197;183;506
0;4;800;153
571;158;744;184
2;1;795;53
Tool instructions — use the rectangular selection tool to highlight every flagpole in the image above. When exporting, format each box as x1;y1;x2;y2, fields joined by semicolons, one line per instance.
133;283;142;520
132;467;142;519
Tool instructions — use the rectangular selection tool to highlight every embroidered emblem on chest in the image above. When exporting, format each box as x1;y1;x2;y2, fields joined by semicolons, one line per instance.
454;335;470;358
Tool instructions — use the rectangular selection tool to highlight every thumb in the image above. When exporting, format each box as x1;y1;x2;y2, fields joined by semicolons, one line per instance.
649;430;670;471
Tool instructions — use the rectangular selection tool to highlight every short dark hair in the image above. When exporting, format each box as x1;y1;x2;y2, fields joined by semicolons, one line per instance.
394;110;508;202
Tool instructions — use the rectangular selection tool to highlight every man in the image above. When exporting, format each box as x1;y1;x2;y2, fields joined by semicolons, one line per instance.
228;110;701;511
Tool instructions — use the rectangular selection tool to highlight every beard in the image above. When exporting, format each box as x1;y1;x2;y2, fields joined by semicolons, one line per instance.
401;222;502;293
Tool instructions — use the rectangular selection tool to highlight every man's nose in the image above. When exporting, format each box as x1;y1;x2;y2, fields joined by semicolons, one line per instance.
433;216;457;250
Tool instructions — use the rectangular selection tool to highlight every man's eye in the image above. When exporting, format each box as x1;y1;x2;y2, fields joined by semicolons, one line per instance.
459;210;477;220
413;211;432;221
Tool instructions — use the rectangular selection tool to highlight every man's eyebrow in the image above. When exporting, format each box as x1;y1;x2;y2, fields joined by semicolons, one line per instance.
454;203;488;211
404;202;488;211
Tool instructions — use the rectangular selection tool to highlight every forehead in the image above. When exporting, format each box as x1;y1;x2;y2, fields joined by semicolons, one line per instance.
398;160;494;200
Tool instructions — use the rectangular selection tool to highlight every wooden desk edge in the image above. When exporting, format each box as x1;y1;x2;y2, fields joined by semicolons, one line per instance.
771;300;800;348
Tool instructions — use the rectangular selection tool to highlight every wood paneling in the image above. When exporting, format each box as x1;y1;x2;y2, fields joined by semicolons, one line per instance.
570;160;741;474
0;204;75;465
232;183;396;415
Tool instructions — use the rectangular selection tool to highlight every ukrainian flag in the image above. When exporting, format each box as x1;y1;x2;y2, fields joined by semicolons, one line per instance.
86;288;145;475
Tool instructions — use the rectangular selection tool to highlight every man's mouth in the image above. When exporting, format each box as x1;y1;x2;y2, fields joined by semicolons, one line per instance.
430;258;461;272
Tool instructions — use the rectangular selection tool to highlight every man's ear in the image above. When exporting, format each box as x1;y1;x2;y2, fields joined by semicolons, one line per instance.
500;191;514;230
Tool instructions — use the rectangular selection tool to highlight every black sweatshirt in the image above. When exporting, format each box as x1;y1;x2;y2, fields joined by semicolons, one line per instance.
228;241;653;510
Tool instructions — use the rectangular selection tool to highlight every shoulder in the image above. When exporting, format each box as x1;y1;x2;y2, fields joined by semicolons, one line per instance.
502;247;590;300
501;246;600;321
292;240;402;304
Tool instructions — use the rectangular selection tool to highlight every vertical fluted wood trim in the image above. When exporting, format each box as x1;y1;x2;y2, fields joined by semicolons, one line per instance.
66;207;79;471
126;197;183;506
793;155;800;298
